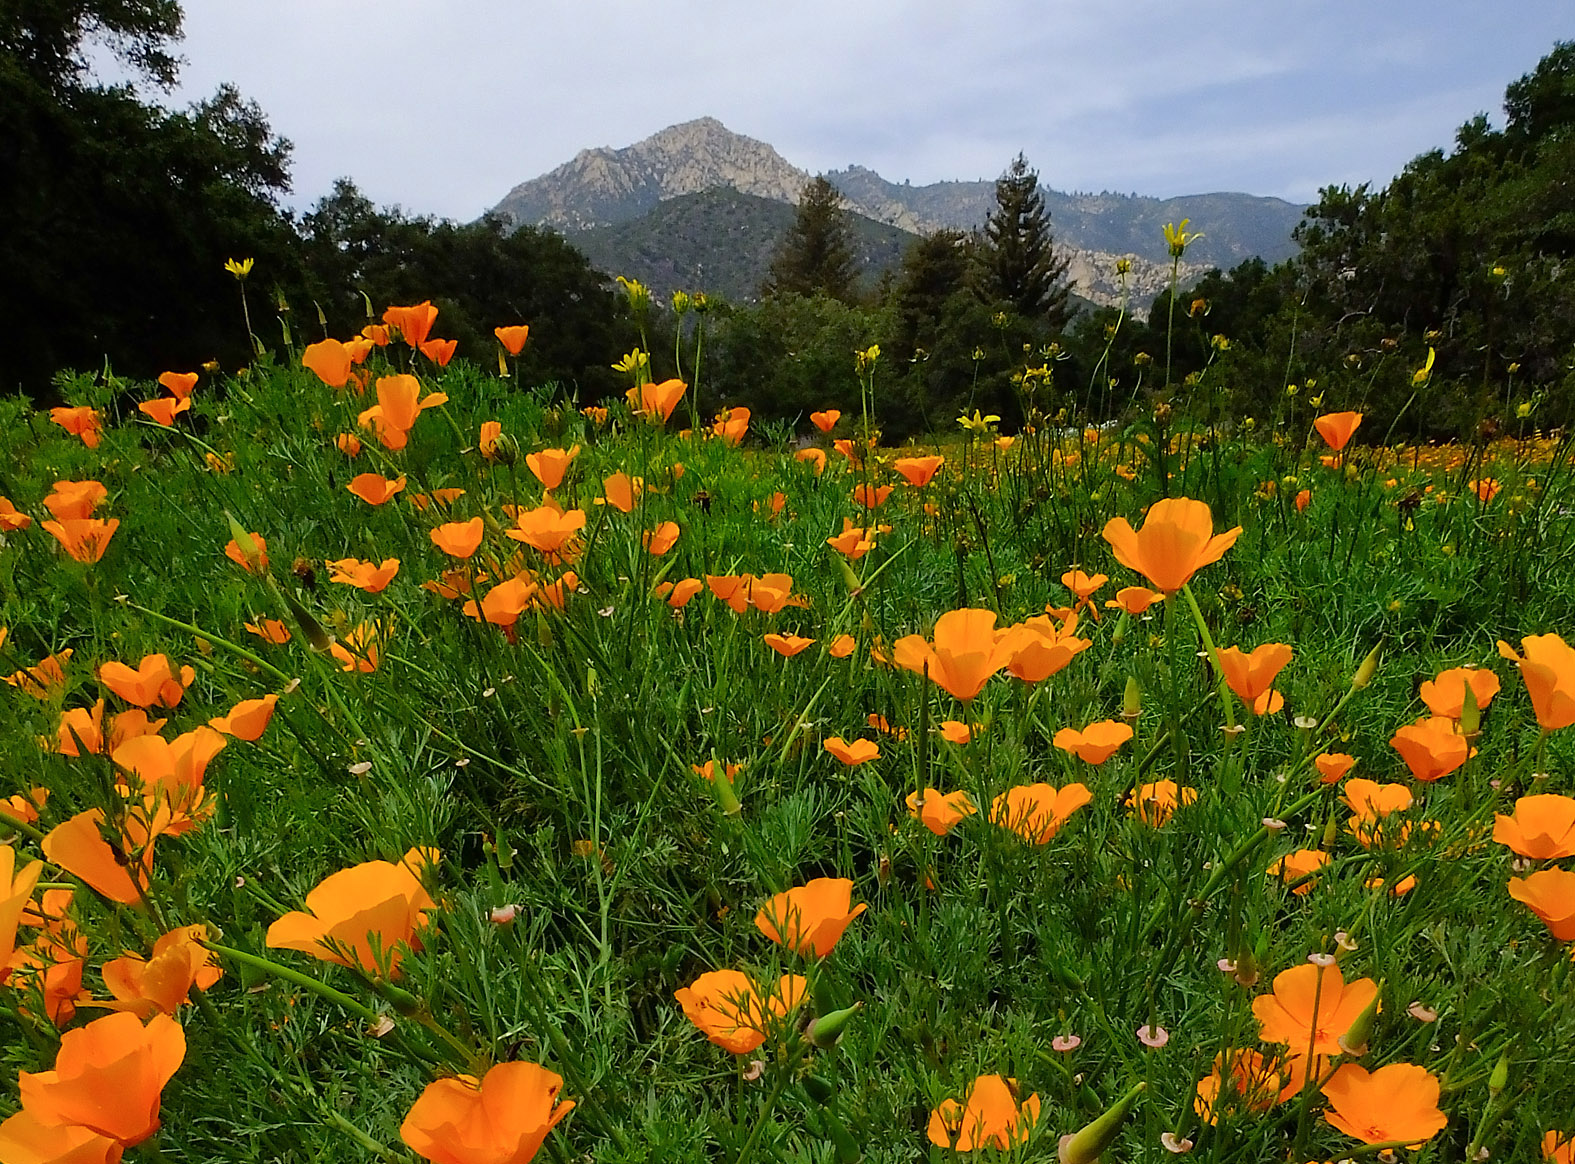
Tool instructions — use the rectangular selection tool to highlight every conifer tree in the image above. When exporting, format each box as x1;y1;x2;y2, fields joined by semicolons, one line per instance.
764;175;858;302
975;154;1072;329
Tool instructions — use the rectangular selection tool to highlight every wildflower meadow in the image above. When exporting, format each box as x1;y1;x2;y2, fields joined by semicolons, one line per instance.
4;269;1575;1164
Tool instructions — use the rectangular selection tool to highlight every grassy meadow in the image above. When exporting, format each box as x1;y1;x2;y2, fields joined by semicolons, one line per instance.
4;291;1575;1164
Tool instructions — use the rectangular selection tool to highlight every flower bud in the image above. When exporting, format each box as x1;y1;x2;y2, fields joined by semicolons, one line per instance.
1058;1081;1145;1164
1488;1052;1509;1097
710;763;742;817
808;1002;861;1049
1336;979;1382;1056
1122;675;1141;721
283;592;334;653
1352;644;1381;689
1460;680;1481;738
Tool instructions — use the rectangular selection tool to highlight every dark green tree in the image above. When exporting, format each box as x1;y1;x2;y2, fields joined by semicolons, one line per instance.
763;175;857;302
974;154;1072;330
892;228;970;360
1;0;183;93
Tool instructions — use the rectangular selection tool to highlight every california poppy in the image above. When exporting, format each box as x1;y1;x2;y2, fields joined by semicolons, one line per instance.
644;521;680;555
852;483;893;508
430;518;485;559
99;655;194;709
1217;643;1293;715
823;736;878;765
1104;586;1164;615
401;1061;573;1164
336;432;362;458
463;577;537;629
49;405;103;449
796;448;828;475
1252;962;1378;1056
927;1075;1040;1152
137;397;191;427
1267;849;1328;894
0;496;32;531
754;878;867;957
826;520;876;560
1314;753;1356;784
418;337;457;366
656;578;703;608
893;455;944;487
245;619;291;645
101;924;222;1018
990;783;1093;843
600;472;642;513
329;623;383;673
1313;411;1363;452
2;844;45;970
937;720;972;744
347;474;407;506
0;787;47;826
526;446;580;490
1193;1049;1283;1124
1547;1133;1575;1164
328;557;401;593
1494;794;1575;860
1001;614;1091;683
764;633;816;658
43;518;119;563
208;694;279;741
267;848;437;977
302;339;353;388
906;788;976;836
1471;478;1501;504
828;634;856;658
382;302;439;349
478;421;504;461
1497;634;1575;730
626;378;686;423
1390;716;1471;781
712;406;750;446
18;1012;186;1147
810;409;841;433
506;505;586;564
495;324;531;355
5;648;73;698
1101;497;1241;594
43;809;155;906
1127;780;1197;826
157;371;199;400
54;701;105;756
1053;720;1133;765
0;1111;123;1163
1508;867;1575;939
1322;1063;1445;1147
1419;666;1500;720
893;609;1019;702
673;970;806;1054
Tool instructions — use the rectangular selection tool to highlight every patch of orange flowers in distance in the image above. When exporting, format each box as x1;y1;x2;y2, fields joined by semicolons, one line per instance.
754;878;867;957
673;969;806;1054
927;1075;1040;1152
1498;633;1575;730
1217;643;1293;715
990;782;1092;843
401;1061;573;1164
1101;497;1242;594
267;848;437;978
893;609;1019;702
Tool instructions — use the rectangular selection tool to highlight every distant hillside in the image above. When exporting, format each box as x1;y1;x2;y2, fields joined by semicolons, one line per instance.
565;186;915;304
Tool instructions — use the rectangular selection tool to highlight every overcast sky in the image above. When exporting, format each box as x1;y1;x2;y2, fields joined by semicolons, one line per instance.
140;1;1573;219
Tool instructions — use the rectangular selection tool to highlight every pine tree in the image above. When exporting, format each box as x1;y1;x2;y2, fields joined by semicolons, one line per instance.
975;154;1072;329
893;228;969;359
763;176;858;302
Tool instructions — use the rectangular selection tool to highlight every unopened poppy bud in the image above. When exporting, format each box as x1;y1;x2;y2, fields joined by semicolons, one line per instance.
1322;815;1340;848
283;592;334;652
834;554;863;597
490;433;520;467
1488;1052;1509;1097
1336;980;1382;1056
808;1002;861;1048
1111;610;1129;646
1058;1081;1145;1164
1352;644;1381;689
1460;681;1481;738
536;609;553;649
802;1075;836;1105
711;764;742;817
377;980;422;1016
1122;675;1141;720
1233;941;1259;988
224;510;267;574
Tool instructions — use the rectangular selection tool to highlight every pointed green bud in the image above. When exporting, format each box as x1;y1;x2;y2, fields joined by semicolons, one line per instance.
1111;610;1129;646
1337;978;1382;1056
1057;1081;1144;1164
1488;1051;1509;1097
1352;644;1381;689
1460;680;1481;737
801;1075;836;1105
1121;675;1141;720
710;764;742;817
282;591;333;653
223;510;266;575
808;1002;861;1049
834;553;863;597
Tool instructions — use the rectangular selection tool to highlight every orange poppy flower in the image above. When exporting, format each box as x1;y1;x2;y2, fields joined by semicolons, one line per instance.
1104;585;1164;615
712;405;750;446
208;694;279;742
475;420;504;461
1193;1049;1283;1124
1508;867;1575;939
826;519;876;560
418;337;457;366
581;405;609;425
0;1110;123;1163
506;505;586;564
99;655;194;709
600;472;642;513
990;782;1093;843
302;339;353;388
359;375;447;450
1471;478;1501;504
1217;643;1293;715
1419;666;1500;719
401;1060;573;1164
54;701;106;756
810;409;840;433
430;518;485;559
655;578;703;608
823;736;878;765
157;371;199;400
906;788;976;836
494;324;531;355
1267;848;1329;894
1001;614;1091;682
49;405;102;448
347;473;407;506
1053;720;1133;764
754;878;867;957
1390;716;1471;781
633;378;688;424
1101;497;1242;594
2;844;45;968
1127;780;1197;826
1295;488;1312;512
6;648;73;699
1547;1133;1575;1164
893;455;944;487
764;632;815;658
1494;794;1575;860
828;633;856;658
336;432;362;457
42;809;156;904
329;623;383;673
361;323;391;346
328;557;401;593
1314;753;1356;784
795;447;828;475
893;608;1019;702
673;970;806;1054
344;337;374;364
1322;1063;1445;1147
136;397;191;426
0;496;32;531
17;1011;186;1147
1;787;48;826
382;301;438;348
644;521;680;556
43;518;119;563
111;726;226;827
267;848;437;977
927;1075;1040;1152
937;720;972;744
1497;634;1575;730
464;576;537;628
101;924;222;1018
526;445;580;491
245;619;291;644
1343;777;1414;820
1252;962;1379;1056
1313;411;1363;452
409;488;466;514
852;483;893;508
744;573;806;614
